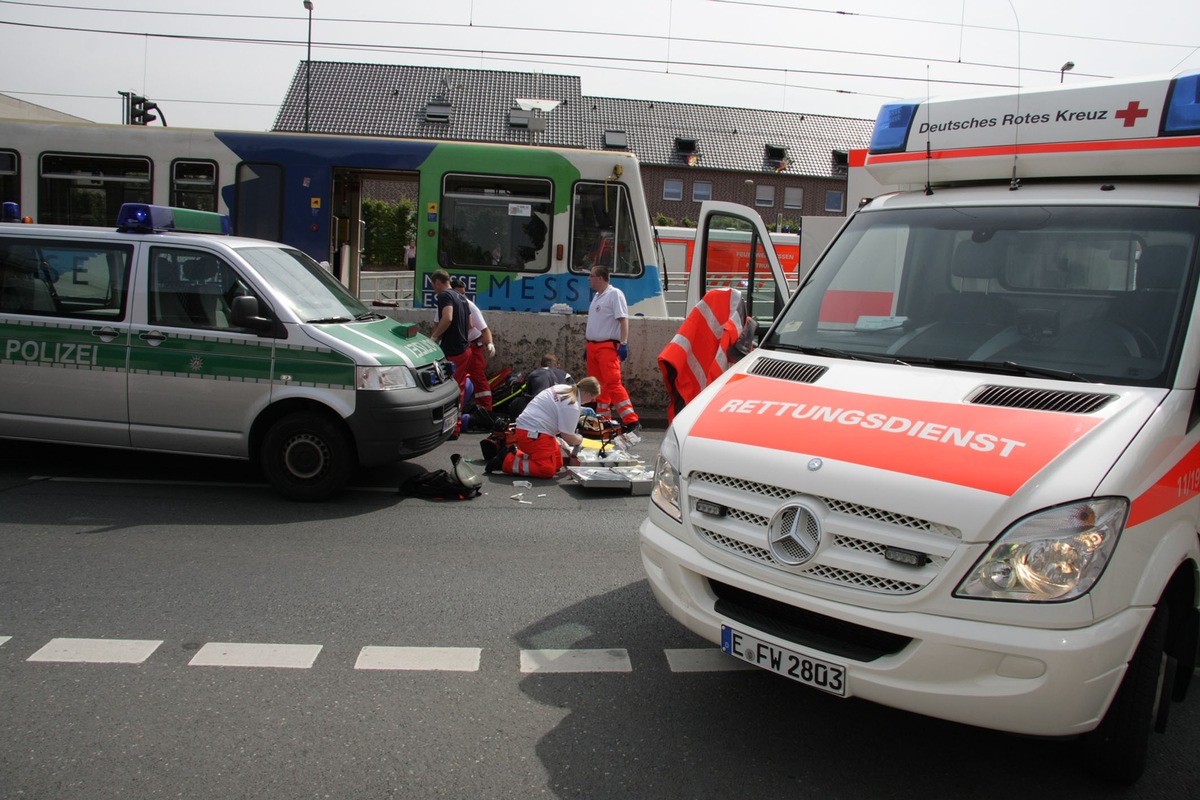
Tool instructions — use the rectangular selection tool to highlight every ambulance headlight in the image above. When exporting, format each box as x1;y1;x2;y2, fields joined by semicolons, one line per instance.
955;498;1128;602
357;365;416;391
651;428;683;523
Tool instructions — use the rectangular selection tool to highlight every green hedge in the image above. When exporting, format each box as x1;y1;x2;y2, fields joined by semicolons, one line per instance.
361;198;416;269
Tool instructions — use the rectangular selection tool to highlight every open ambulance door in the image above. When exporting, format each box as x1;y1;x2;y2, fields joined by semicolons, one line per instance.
685;201;792;336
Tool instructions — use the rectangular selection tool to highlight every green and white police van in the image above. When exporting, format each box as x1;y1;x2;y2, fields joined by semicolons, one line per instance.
0;203;459;500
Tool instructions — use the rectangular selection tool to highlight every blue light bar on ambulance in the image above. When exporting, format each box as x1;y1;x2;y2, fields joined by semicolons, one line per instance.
1164;72;1200;135
863;70;1200;186
116;203;232;235
869;102;919;154
1;202;19;223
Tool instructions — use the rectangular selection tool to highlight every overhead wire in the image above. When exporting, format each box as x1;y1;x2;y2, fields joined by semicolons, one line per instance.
0;0;1193;114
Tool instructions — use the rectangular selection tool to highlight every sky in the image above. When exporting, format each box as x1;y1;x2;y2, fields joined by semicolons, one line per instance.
2;0;1197;131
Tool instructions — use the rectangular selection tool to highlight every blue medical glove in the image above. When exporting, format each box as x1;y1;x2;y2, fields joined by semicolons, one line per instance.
580;407;598;419
617;342;628;362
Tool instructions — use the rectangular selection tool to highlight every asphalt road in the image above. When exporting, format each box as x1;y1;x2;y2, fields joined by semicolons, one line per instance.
1;430;1197;799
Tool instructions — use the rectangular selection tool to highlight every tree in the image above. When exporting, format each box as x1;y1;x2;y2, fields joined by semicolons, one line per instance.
360;198;416;269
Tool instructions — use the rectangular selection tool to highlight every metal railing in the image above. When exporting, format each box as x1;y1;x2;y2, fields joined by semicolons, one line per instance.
359;271;416;307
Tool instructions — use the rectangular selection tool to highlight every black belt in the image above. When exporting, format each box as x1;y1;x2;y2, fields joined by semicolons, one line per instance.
587;339;620;345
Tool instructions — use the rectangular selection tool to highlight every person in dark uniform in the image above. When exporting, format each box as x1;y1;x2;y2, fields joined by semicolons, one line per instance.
429;268;471;437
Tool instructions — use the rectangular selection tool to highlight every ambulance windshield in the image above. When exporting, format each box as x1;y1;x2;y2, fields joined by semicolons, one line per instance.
764;205;1200;388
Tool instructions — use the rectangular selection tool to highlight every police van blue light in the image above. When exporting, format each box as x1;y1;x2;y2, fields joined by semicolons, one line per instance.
116;203;233;236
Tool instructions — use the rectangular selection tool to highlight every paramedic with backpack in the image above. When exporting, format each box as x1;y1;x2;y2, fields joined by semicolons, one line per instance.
488;377;601;478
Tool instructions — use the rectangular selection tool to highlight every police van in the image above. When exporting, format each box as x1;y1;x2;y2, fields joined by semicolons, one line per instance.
0;204;458;500
640;71;1200;782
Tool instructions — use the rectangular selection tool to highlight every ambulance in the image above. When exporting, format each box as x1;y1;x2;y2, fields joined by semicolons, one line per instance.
640;71;1200;782
0;204;459;500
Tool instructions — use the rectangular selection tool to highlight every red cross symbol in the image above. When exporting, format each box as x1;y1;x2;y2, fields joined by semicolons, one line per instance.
1115;100;1149;127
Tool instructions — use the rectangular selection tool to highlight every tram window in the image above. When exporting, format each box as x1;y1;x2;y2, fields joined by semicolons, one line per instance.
439;174;552;272
571;182;645;278
171;160;218;212
0;151;17;211
38;154;151;228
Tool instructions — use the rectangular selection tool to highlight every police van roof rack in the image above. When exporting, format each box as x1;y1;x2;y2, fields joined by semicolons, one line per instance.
116;203;232;236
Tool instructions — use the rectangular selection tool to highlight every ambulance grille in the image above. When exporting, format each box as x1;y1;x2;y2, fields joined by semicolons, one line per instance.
749;357;827;384
969;385;1116;414
688;471;959;596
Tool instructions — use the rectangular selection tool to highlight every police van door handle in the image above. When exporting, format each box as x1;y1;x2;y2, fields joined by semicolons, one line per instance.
90;326;120;343
138;330;168;345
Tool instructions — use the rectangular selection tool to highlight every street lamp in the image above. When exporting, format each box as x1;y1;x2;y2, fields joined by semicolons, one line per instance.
303;0;313;132
1060;61;1074;83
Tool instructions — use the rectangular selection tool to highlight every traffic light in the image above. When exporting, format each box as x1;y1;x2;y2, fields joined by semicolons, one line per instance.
129;95;158;126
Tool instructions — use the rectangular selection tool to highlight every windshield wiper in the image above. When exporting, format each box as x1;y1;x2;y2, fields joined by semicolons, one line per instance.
904;356;1089;382
775;343;911;365
354;312;386;321
306;316;353;324
996;360;1089;382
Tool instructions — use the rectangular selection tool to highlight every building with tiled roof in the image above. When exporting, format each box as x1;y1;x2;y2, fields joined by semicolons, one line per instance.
273;62;874;227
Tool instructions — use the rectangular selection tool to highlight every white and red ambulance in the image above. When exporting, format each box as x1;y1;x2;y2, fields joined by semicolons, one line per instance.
640;70;1200;783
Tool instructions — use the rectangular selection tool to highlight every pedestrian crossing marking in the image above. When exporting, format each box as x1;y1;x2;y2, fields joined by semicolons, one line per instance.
355;646;482;671
188;642;322;669
520;648;632;673
27;637;162;664
6;637;878;676
665;648;758;672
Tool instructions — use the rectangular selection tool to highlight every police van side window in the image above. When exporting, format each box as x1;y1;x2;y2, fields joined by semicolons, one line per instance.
147;247;254;331
0;237;131;320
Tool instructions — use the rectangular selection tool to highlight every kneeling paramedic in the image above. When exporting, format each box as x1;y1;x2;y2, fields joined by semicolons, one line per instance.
488;377;601;478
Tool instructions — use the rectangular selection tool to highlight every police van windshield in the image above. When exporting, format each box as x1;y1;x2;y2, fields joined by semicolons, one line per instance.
237;246;370;323
764;205;1200;388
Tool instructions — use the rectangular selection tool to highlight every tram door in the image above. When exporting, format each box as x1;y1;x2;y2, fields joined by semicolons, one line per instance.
331;169;419;297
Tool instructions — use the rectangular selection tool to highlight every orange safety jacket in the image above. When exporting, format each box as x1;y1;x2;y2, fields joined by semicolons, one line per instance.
657;288;757;423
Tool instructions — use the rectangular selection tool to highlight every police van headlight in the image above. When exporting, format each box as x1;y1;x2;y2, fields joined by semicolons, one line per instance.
955;497;1128;602
357;365;416;391
651;428;683;523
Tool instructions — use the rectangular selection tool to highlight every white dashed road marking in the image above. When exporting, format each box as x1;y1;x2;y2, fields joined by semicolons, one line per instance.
27;637;163;664
19;638;1070;677
188;642;323;669
665;648;759;672
520;648;632;673
355;646;482;671
0;636;10;647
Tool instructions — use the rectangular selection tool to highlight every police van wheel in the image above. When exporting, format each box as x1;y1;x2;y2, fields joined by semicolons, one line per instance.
1082;603;1170;784
261;411;354;501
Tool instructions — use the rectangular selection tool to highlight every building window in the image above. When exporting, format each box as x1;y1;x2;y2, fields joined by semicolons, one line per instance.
663;179;683;202
755;185;775;207
825;190;845;213
603;130;629;149
783;187;804;210
832;150;849;177
424;98;451;123
692;181;712;202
